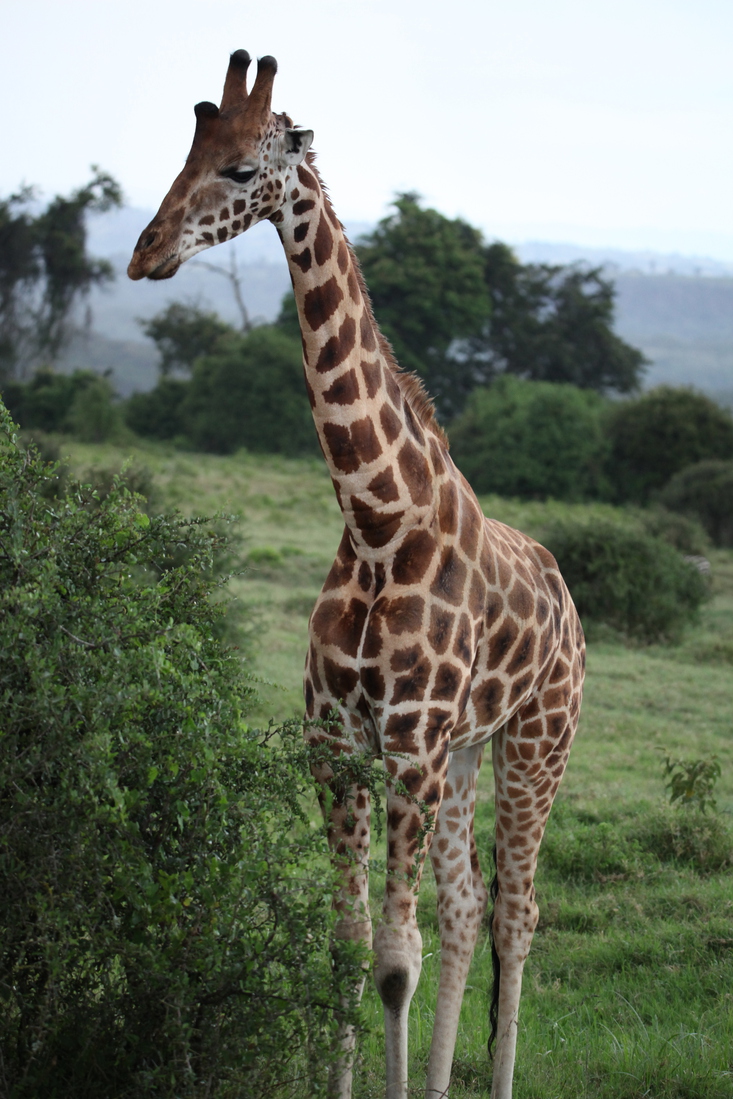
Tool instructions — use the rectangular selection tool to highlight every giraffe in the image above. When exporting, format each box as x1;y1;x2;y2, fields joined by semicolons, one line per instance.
128;51;585;1099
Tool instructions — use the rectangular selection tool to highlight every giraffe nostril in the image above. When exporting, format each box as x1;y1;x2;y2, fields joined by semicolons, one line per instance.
142;232;157;250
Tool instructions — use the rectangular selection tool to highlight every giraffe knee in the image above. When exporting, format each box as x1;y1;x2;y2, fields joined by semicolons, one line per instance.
373;923;422;1015
376;967;412;1014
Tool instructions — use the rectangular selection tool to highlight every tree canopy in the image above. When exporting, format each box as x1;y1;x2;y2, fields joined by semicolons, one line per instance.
127;319;316;456
356;192;491;417
0;169;122;381
183;326;316;455
468;243;646;395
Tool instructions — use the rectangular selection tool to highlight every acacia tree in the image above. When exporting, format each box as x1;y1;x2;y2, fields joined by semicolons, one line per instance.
0;168;122;380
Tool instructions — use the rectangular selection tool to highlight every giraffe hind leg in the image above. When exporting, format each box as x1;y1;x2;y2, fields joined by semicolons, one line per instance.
489;652;582;1099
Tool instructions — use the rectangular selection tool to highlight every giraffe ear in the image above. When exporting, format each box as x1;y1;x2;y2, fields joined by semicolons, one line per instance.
281;128;314;165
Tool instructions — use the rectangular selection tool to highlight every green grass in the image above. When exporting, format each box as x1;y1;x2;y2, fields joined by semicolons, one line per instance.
62;440;733;1098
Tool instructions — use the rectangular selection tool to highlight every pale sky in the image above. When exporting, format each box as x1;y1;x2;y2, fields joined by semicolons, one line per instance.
2;0;733;259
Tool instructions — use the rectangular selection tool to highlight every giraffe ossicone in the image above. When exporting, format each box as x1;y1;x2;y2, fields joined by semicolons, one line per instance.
128;51;585;1099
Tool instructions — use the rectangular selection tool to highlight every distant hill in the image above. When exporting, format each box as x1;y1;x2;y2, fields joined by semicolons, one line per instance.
73;208;732;406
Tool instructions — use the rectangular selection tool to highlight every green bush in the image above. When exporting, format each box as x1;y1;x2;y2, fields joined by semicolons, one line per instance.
542;800;733;881
659;459;733;547
606;386;733;503
0;402;355;1098
541;518;709;642
182;326;317;456
125;327;317;455
448;376;609;501
124;377;189;440
80;459;157;508
140;302;234;376
660;751;721;813
634;504;710;555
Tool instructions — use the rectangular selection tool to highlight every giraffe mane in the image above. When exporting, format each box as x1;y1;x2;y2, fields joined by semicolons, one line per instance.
303;150;449;448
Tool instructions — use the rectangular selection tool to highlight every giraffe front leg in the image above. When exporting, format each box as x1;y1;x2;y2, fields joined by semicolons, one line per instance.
376;745;446;1099
310;749;373;1099
327;791;372;1099
425;743;488;1098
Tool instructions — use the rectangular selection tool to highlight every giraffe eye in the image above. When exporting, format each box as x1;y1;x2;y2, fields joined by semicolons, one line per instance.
221;167;257;185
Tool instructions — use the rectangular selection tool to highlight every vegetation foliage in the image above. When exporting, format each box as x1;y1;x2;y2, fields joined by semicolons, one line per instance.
182;327;316;456
0;403;359;1098
465;241;646;396
659;751;722;814
140;301;233;376
355;192;491;417
126;324;315;456
358;195;644;416
3;367;125;443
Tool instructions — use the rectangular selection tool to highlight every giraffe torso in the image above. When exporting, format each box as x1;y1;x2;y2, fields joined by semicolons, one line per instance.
305;453;583;769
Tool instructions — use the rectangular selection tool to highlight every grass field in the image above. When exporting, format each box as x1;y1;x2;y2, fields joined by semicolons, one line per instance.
65;439;733;1098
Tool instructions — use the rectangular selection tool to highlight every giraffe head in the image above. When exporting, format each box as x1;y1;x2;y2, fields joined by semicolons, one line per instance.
128;51;313;281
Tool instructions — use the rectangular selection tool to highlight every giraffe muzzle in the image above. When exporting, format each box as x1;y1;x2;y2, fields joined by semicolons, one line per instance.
127;248;182;281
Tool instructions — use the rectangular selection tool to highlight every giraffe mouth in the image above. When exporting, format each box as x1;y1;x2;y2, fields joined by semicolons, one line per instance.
146;254;182;280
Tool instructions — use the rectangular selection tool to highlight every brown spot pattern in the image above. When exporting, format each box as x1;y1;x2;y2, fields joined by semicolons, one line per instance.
315;315;356;371
397;439;432;507
323;368;359;405
311;596;368;658
367;467;400;503
392;529;437;585
304;276;344;331
314;212;333;266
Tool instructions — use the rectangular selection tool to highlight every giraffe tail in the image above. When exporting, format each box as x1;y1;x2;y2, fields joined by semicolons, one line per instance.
487;843;500;1059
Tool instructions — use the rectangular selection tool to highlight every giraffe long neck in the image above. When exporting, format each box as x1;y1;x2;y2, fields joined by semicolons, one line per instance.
277;160;445;557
